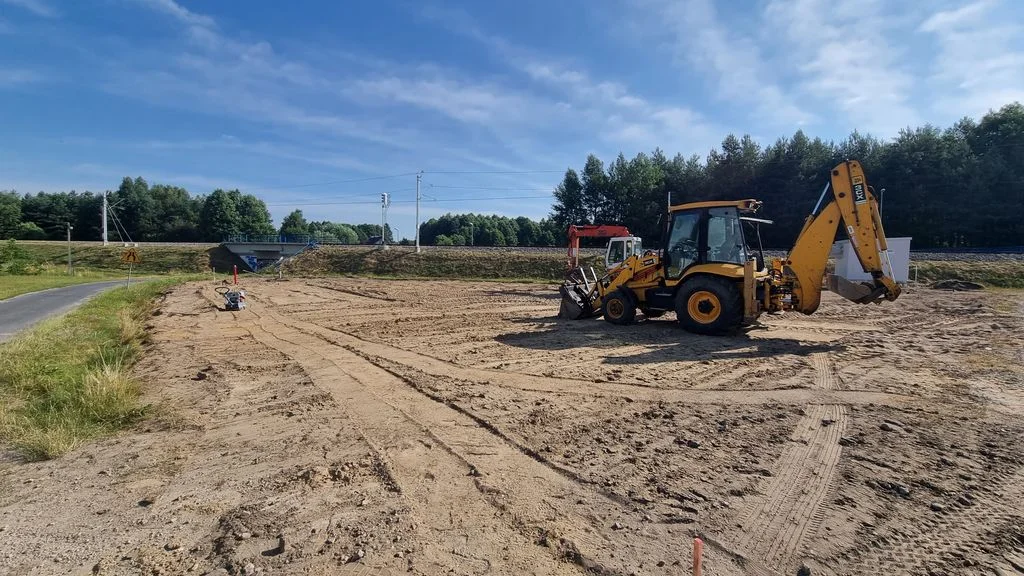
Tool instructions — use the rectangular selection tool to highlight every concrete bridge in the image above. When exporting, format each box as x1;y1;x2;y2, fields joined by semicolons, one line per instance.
221;235;343;271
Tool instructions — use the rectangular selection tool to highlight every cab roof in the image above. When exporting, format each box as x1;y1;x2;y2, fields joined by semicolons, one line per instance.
668;199;761;213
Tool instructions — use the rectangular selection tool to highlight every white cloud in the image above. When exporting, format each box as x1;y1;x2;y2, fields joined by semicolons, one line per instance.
764;0;920;135
634;0;812;129
349;76;539;126
132;0;213;29
919;0;993;32
420;5;719;156
0;0;56;18
918;0;1024;118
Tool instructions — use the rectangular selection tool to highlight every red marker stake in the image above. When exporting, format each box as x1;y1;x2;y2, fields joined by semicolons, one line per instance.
233;265;238;285
693;537;703;576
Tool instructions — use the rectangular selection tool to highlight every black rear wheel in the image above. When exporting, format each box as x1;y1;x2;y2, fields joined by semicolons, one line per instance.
675;276;743;335
602;289;636;325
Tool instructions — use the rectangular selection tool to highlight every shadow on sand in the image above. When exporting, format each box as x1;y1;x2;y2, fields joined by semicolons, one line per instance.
495;315;841;364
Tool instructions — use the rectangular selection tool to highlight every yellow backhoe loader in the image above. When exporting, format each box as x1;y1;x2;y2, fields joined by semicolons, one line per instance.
559;160;902;334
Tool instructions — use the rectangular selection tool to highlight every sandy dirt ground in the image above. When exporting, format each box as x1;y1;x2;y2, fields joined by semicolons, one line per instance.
2;277;1023;576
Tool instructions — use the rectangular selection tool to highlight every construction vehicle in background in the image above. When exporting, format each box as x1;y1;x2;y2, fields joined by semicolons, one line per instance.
559;160;901;334
565;225;643;271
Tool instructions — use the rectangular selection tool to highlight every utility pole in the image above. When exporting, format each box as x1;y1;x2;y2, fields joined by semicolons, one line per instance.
415;171;422;253
380;193;390;250
66;222;73;275
469;222;474;246
101;191;108;246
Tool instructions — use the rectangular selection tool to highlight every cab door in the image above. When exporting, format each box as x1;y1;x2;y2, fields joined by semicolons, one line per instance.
605;237;631;269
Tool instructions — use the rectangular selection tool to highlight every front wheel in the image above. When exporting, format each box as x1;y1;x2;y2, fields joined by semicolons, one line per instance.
602;289;636;325
675;276;743;335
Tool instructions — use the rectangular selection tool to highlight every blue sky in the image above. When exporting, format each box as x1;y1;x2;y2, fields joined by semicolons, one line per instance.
1;0;1022;238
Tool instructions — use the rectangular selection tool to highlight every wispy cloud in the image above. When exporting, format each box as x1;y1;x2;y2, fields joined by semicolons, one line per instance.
0;67;43;86
764;0;920;135
419;4;719;156
918;0;1024;118
131;0;213;28
633;0;812;129
348;75;540;126
0;0;57;18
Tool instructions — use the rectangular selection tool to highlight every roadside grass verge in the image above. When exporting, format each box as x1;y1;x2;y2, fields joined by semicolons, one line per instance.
0;278;182;460
0;270;124;300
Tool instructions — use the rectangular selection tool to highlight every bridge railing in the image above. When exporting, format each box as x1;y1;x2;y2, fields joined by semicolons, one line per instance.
223;234;357;245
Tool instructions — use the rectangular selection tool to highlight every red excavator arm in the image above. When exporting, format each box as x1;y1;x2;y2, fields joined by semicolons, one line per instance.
567;225;632;270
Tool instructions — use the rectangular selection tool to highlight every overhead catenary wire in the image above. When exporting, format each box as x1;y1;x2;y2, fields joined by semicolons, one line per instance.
247;172;421;191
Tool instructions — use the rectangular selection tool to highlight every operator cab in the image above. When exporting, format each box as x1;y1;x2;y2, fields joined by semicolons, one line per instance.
664;201;765;278
605;236;643;270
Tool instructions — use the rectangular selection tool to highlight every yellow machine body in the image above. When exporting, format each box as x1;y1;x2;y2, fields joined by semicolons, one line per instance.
559;160;902;334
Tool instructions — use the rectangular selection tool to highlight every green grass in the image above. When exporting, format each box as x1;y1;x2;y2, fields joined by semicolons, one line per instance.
15;241;235;274
283;246;605;282
0;270;124;300
0;277;184;460
912;260;1024;288
286;248;1024;288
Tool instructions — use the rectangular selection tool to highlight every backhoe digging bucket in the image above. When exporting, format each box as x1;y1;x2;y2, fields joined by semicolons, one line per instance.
559;284;593;319
827;274;895;304
558;267;600;319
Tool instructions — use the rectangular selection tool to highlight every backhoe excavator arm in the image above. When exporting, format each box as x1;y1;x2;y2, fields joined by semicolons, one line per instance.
783;160;901;314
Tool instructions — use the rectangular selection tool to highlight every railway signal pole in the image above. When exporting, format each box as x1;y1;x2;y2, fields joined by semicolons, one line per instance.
415;171;422;253
102;191;108;246
381;193;391;250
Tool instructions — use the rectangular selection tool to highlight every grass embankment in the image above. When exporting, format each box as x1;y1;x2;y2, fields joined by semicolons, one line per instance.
284;246;1024;287
16;241;235;274
913;260;1024;289
0;278;180;460
284;246;606;281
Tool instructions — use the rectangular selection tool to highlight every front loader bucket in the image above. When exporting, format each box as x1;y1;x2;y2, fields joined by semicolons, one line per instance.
558;284;598;320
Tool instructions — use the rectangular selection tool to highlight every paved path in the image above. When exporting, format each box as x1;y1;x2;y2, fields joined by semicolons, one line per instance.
0;281;127;343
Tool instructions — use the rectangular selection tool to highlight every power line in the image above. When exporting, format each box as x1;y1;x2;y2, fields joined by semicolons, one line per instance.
427;185;553;191
401;194;552;203
423;169;564;175
270;193;553;208
263;188;417;206
249;172;420;191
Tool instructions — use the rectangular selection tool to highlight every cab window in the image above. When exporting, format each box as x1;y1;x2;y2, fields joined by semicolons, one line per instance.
666;212;700;278
607;240;625;267
706;207;747;264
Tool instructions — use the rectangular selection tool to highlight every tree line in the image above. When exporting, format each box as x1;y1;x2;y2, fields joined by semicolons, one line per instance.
553;102;1024;249
418;213;562;247
3;103;1021;249
0;177;393;244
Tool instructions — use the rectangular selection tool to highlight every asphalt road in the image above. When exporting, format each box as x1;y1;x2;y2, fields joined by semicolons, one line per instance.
0;280;127;343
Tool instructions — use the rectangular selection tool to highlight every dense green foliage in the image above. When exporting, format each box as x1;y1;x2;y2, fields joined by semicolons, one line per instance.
419;213;561;247
552;103;1024;249
2;178;275;242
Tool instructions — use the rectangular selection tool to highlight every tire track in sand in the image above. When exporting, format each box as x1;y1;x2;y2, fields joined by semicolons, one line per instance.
261;312;914;410
727;352;848;574
839;466;1024;575
234;303;722;576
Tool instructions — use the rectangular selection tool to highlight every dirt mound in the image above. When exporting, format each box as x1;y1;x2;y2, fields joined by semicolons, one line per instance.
932;279;985;290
